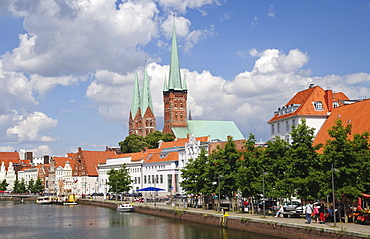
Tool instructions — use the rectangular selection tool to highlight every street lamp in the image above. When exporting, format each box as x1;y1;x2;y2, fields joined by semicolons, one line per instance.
331;164;339;226
218;175;223;211
262;170;268;217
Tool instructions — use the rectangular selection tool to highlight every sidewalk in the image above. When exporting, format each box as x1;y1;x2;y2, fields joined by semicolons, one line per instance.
87;198;370;238
155;203;370;237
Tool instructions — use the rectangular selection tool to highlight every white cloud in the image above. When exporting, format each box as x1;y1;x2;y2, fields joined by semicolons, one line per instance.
30;145;52;157
251;16;258;27
157;0;222;14
268;4;275;17
6;111;58;142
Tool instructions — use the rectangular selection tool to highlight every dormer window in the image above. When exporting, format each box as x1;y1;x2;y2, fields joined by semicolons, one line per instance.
313;101;323;111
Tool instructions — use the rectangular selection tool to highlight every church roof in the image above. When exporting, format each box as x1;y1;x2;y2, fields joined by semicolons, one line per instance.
171;120;245;141
166;17;185;91
141;66;154;116
130;72;141;118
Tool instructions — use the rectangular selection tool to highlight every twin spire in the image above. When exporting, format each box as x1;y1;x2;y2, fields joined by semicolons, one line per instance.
130;66;154;118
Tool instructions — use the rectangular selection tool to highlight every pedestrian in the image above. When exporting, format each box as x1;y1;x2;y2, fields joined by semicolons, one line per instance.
314;203;320;223
275;205;284;217
319;203;326;224
305;201;314;224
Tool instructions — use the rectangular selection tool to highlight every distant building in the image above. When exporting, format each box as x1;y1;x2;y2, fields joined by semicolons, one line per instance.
129;66;156;137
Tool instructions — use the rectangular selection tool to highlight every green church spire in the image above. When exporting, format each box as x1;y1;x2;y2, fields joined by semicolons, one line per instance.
130;72;141;118
167;16;183;91
141;65;154;116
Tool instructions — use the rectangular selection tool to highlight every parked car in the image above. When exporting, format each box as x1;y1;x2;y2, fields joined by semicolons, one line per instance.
258;200;277;212
283;201;302;212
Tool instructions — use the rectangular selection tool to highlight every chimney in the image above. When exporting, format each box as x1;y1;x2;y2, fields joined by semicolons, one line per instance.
43;155;50;164
325;90;333;112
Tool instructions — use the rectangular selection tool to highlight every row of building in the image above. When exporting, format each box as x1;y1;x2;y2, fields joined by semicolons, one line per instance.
1;18;369;196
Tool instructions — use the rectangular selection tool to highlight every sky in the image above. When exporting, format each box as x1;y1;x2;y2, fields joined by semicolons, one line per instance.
1;0;370;157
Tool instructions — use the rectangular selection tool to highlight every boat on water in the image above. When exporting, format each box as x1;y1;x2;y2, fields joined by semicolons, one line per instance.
117;203;134;212
36;196;52;204
63;194;78;205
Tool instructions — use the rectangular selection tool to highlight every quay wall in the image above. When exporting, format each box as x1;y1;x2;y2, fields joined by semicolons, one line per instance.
79;200;369;239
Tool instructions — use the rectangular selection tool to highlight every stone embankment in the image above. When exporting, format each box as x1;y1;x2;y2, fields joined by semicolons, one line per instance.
80;199;370;239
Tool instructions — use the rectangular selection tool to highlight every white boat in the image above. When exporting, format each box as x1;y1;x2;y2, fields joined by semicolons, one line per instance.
117;203;134;212
36;196;52;204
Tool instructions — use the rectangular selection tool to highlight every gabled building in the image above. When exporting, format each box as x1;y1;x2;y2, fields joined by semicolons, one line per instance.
268;84;350;143
129;66;156;137
314;98;370;147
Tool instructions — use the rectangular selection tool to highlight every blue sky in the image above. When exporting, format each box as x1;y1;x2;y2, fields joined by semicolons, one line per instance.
0;0;370;156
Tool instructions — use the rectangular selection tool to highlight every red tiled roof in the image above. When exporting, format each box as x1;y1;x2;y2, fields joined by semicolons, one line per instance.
0;152;21;169
268;86;349;122
314;99;370;148
81;150;116;176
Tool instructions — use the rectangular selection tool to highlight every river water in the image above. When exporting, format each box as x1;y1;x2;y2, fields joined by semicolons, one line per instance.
0;201;280;239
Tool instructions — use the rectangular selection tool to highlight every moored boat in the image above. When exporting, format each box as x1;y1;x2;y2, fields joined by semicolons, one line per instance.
117;203;134;212
36;196;52;204
63;194;78;205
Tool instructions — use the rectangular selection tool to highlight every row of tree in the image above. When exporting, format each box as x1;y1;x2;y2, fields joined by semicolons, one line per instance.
118;131;174;153
0;178;44;193
180;119;370;209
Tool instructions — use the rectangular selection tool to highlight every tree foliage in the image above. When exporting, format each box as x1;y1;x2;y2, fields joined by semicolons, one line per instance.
107;164;133;193
0;179;9;191
119;131;175;153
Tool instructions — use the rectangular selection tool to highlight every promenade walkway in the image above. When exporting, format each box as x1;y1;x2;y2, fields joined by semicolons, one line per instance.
155;203;370;237
85;198;370;238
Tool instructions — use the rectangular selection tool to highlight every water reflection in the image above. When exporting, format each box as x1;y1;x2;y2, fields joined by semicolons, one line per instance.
0;201;281;239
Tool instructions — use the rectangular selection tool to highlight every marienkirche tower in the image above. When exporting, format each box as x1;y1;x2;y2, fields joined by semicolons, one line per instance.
162;18;188;134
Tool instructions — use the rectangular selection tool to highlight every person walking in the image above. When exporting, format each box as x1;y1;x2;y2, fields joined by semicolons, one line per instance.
305;201;314;224
319;203;326;224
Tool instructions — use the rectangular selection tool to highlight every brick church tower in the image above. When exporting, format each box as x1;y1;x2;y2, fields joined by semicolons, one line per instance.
162;18;188;134
129;66;156;137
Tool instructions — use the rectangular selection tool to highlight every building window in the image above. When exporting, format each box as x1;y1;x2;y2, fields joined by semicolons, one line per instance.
277;123;280;133
292;119;295;126
160;175;163;184
313;101;323;111
271;124;275;134
333;101;340;108
144;175;147;184
286;121;289;131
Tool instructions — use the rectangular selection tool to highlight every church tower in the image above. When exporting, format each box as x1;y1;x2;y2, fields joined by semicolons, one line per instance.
129;66;156;137
162;18;188;134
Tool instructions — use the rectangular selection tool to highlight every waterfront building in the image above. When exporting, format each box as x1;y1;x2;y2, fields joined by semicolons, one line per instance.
268;84;351;143
314;98;370;146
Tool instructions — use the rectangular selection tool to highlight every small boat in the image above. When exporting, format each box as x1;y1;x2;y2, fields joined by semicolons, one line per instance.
117;203;134;212
63;194;78;205
36;196;52;204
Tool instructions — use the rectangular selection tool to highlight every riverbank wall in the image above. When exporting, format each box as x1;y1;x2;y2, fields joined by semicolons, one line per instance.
79;200;369;239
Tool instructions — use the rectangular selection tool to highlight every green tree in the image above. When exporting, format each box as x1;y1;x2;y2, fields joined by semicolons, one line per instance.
207;137;240;209
236;134;264;200
27;178;35;193
13;179;27;193
287;118;321;200
263;137;292;200
107;164;133;194
0;179;9;191
119;134;149;153
145;131;175;149
321;120;370;214
33;178;44;194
